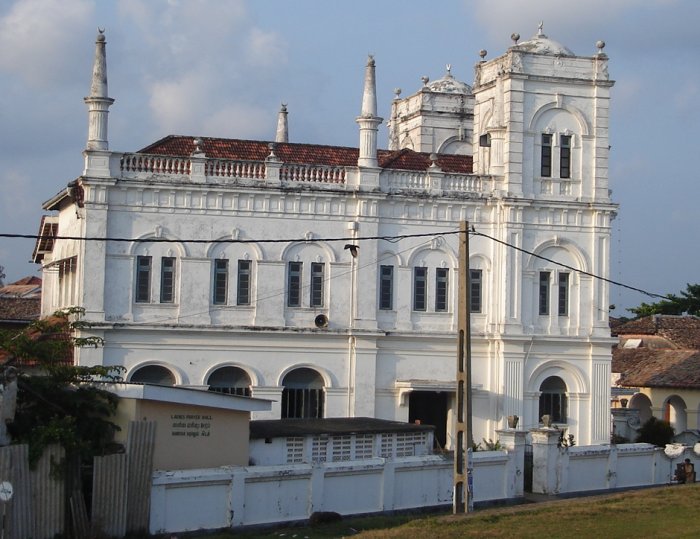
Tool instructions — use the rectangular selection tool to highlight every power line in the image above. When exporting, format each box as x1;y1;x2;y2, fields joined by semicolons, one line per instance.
2;226;672;302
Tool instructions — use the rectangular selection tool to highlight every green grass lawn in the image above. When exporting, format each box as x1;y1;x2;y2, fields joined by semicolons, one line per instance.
186;484;700;539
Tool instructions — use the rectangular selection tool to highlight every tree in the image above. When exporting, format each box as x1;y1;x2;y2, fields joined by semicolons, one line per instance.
628;283;700;318
635;416;675;447
0;307;124;465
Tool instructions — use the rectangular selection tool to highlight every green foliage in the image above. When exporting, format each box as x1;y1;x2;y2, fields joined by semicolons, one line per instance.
636;416;675;447
0;307;124;466
556;427;576;448
628;283;700;317
472;438;503;451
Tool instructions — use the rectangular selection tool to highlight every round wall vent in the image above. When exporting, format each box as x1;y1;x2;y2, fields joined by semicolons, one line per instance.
314;314;329;328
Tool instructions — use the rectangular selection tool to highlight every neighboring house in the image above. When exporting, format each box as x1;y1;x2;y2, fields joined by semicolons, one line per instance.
0;276;41;331
612;315;700;435
35;26;617;446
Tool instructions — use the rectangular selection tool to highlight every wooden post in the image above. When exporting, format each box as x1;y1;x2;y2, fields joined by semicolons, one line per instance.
454;221;473;513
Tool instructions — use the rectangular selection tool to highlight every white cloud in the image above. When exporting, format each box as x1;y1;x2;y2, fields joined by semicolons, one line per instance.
0;0;93;85
246;27;287;67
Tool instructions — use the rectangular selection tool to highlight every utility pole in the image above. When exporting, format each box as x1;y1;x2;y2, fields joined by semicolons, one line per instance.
454;221;473;513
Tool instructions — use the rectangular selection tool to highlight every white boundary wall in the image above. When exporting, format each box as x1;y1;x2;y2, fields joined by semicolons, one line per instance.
149;440;524;534
531;428;698;495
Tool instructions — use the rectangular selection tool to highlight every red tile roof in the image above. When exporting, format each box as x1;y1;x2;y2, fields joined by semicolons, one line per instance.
612;315;700;389
138;136;473;174
0;276;42;299
0;297;41;322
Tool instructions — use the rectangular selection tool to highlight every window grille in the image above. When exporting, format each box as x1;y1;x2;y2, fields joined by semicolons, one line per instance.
539;271;550;315
470;269;482;313
213;259;228;304
312;435;329;463
135;255;151;303
237;260;251;305
435;268;449;312
379;265;394;310
286;437;305;463
287;261;302;307
355;434;374;460
331;435;352;461
160;257;175;303
310;262;324;307
413;267;427;311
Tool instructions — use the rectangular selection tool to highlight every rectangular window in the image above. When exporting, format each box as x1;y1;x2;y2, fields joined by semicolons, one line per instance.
558;272;570;316
135;255;151;303
237;260;251;305
541;134;552;177
470;269;482;313
287;261;302;307
160;257;175;303
413;267;427;311
213;259;228;305
435;268;449;312
379;265;394;310
560;134;571;179
310;263;324;307
539;271;550;315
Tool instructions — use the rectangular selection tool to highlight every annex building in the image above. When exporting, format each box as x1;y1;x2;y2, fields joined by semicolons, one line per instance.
35;25;617;446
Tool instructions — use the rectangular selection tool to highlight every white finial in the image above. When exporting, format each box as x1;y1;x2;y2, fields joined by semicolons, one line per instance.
479;49;487;60
393;88;402;99
84;28;114;151
446;64;452;75
538;21;544;36
511;33;520;45
276;103;289;143
421;76;430;86
357;54;383;167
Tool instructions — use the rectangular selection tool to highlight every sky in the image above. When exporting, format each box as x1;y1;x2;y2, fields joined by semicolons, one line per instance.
0;0;698;315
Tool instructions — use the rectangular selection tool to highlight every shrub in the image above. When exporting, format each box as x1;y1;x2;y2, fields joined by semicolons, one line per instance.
636;416;674;447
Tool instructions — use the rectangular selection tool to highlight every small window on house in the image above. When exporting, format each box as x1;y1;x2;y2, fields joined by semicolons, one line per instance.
281;368;325;419
237;260;251;305
470;269;482;313
558;272;570;316
310;262;324;307
539;271;550;315
413;267;427;311
130;365;176;386
379;265;394;310
435;268;449;312
160;257;176;303
207;366;251;396
541;134;552;177
539;376;568;423
560;135;571;179
287;261;302;307
135;256;152;303
213;259;228;305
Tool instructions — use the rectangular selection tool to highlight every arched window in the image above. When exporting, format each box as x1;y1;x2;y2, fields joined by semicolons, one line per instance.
130;365;176;386
664;395;687;432
629;393;653;424
281;368;324;419
539;376;568;424
207;366;251;397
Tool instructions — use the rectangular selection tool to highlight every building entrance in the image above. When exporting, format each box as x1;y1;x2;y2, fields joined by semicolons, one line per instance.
408;391;448;449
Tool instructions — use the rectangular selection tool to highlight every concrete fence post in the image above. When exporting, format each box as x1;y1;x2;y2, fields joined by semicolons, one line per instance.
530;428;562;494
496;429;526;498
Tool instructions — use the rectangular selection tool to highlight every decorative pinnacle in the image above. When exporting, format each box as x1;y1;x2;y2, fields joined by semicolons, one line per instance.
393;88;402;99
479;49;487;60
421;76;429;86
537;21;544;36
511;33;520;45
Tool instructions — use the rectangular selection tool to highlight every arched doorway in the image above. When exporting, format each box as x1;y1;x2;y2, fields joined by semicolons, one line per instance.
281;368;325;419
628;393;653;424
130;365;176;386
538;376;568;424
664;395;687;432
207;366;251;396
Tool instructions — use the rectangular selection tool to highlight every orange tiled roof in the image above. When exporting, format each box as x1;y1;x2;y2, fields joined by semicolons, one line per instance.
138;136;473;174
612;315;700;389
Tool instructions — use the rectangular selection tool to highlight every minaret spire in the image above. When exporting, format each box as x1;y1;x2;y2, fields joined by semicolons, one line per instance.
84;29;114;151
356;55;383;168
275;103;289;143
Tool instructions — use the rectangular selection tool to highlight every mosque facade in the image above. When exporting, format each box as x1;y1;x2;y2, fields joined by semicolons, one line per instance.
35;25;617;446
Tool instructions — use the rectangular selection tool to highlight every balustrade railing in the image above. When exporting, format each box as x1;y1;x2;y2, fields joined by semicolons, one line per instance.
206;159;266;179
280;164;346;183
121;154;190;175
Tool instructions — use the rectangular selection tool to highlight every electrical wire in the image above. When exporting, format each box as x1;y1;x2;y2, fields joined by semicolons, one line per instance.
1;227;672;302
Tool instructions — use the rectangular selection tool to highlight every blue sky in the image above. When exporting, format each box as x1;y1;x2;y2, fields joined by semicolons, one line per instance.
0;0;698;315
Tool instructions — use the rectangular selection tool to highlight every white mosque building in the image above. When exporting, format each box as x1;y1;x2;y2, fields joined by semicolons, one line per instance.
35;25;617;446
